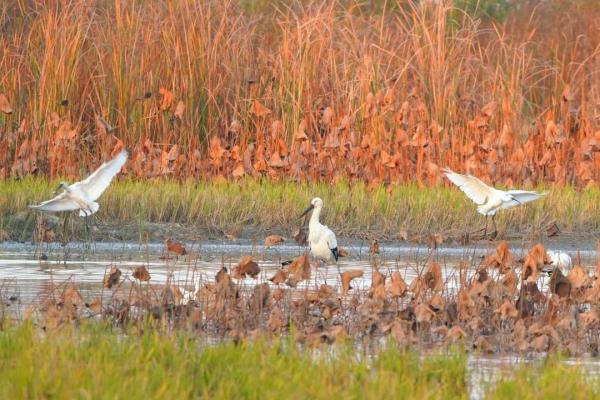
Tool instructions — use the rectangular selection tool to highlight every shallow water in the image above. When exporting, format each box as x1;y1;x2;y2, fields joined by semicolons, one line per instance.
0;239;596;308
0;239;599;399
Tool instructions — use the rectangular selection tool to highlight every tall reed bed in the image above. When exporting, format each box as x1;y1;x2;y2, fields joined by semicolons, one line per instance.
0;1;599;186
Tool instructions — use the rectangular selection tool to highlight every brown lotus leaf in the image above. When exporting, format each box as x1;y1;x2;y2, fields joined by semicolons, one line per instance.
468;270;491;297
522;281;547;303
457;290;476;320
294;119;309;141
293;228;308;246
166;144;179;161
529;244;551;268
268;269;288;285
546;223;561;238
328;325;347;342
369;239;380;254
264;234;285;248
272;287;285;302
165;284;183;305
409;276;426;299
389;320;407;343
232;255;260;279
285;276;299;288
566;265;589;290
215;266;229;284
174;100;185;119
337;248;349;257
158;87;174;111
208;137;225;165
531;334;549;352
371;284;387;301
371;270;385;288
165;238;187;255
387;272;407;298
398;229;409;241
485;241;514;271
86;298;102;313
250;99;271;118
340;270;363;295
423;262;443;292
0;94;13;114
522;254;539;282
232;163;245;177
133;266;151;282
414;303;436;323
446;325;466;343
288;255;310;281
61;286;84;307
103;266;122;288
494;299;519;320
584;279;600;303
269;151;285;168
549;268;571;298
579;309;599;330
473;336;492;353
501;270;518;297
429;294;445;311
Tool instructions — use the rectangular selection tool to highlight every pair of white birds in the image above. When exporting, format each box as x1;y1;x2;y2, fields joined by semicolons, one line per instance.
301;168;546;270
28;150;548;272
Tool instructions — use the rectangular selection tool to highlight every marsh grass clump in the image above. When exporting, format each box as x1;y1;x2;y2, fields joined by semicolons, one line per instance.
0;321;468;399
2;178;600;241
0;320;600;399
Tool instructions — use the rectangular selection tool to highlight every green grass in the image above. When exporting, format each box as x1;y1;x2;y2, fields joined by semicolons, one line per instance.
0;322;467;399
0;322;599;399
1;178;600;240
488;355;600;399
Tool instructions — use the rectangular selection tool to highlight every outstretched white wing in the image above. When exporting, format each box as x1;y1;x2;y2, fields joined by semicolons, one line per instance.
29;192;79;212
501;190;546;209
443;168;493;205
73;150;128;201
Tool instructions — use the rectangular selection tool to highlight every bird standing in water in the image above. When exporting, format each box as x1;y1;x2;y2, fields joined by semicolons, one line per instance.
299;197;339;281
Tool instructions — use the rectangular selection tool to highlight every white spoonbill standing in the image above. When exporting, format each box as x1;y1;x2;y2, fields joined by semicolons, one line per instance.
443;168;546;236
299;197;339;279
30;150;128;216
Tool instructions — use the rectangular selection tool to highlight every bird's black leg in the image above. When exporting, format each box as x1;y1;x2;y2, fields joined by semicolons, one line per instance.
483;215;488;239
61;213;71;245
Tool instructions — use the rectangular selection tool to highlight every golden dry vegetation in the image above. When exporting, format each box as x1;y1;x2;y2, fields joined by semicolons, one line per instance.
0;1;599;187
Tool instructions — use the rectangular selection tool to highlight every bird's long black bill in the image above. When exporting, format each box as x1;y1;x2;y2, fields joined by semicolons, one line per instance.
299;204;315;218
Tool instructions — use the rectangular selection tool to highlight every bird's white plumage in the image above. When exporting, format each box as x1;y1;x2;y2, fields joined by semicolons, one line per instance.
443;168;545;216
443;169;491;205
74;150;128;201
30;150;128;216
543;251;572;273
305;197;338;264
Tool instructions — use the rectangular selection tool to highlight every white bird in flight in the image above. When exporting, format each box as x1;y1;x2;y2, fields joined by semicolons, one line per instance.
299;197;339;278
443;168;546;236
30;150;128;217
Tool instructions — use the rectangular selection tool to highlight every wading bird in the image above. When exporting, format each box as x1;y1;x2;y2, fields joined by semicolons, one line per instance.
542;250;572;274
30;150;128;217
443;168;546;237
299;197;339;280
